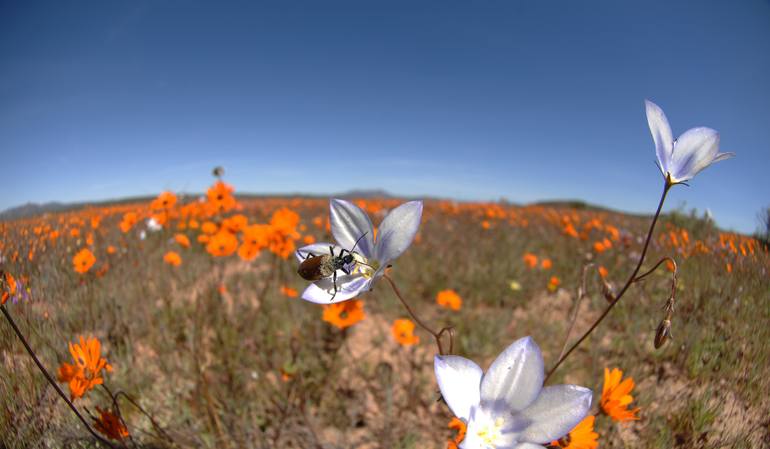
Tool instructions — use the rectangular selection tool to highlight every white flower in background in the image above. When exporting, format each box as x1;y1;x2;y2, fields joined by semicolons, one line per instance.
146;217;163;232
295;199;423;304
434;337;592;449
645;99;734;185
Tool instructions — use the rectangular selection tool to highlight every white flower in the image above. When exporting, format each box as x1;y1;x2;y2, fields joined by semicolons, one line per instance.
645;99;734;184
434;337;592;449
295;199;423;304
146;217;163;232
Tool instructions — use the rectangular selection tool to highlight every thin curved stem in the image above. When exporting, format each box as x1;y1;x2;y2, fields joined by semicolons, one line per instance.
0;304;116;448
556;263;594;362
633;256;676;283
383;273;452;355
545;183;671;382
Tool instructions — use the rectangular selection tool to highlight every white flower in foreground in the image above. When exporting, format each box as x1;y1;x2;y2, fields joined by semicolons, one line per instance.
434;337;592;449
295;199;423;304
645;99;734;185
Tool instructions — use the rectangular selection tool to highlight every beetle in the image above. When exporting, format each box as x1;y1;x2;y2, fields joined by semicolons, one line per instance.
297;232;368;301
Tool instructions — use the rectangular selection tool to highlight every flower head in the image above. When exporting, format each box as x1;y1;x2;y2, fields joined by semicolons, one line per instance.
600;367;639;422
322;299;366;329
93;407;129;440
392;318;420;346
73;248;96;274
296;199;423;304
434;337;592;449
550;415;598;449
57;336;112;400
163;251;182;266
645;100;734;185
437;289;463;311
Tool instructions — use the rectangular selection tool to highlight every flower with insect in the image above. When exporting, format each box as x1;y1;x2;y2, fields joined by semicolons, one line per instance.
295;199;422;304
645;99;734;185
434;337;592;449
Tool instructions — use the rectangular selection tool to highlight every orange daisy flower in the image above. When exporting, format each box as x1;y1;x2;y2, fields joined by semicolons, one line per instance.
601;367;640;422
391;319;420;346
1;271;17;305
523;252;538;268
119;212;137;233
93;407;129;440
541;258;553;270
280;285;299;298
446;417;467;449
163;251;182;266
174;233;191;248
322;300;365;329
550;415;599;449
206;231;238;257
57;336;112;400
547;276;561;292
436;289;463;311
206;180;236;213
72;248;96;274
150;191;177;210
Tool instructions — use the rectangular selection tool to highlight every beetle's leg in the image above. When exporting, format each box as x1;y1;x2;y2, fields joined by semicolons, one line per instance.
330;271;338;302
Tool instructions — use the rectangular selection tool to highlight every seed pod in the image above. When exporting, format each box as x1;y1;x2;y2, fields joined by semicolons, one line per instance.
601;279;616;303
212;166;224;178
655;319;672;349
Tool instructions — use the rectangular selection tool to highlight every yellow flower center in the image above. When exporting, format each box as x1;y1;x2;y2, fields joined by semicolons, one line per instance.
352;253;379;279
476;417;505;447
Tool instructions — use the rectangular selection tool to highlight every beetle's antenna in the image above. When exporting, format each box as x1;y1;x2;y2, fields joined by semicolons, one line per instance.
349;232;369;253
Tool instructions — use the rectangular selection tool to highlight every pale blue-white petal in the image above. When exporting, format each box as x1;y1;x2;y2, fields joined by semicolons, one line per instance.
669;127;719;182
295;243;338;263
517;385;592;444
645;100;674;175
373;201;423;264
434;355;483;421
512;444;546;449
712;151;735;163
300;275;370;304
330;199;375;258
480;336;544;413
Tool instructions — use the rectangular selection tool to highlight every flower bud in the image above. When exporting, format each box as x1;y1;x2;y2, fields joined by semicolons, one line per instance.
654;319;672;349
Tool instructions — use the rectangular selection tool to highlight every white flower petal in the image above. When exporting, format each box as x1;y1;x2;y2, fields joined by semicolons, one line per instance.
300;275;370;304
480;336;544;413
669;127;720;182
712;151;735;163
645;99;674;175
295;243;339;263
434;355;483;421
373;201;423;263
517;385;592;444
512;444;546;449
330;199;375;258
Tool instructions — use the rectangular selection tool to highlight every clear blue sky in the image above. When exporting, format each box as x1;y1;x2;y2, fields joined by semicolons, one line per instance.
1;1;768;233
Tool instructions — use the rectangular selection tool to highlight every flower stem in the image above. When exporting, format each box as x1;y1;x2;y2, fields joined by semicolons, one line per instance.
383;273;452;355
545;182;671;382
0;304;116;447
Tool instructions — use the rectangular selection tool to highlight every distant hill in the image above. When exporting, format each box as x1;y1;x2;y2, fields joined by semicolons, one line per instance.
0;202;70;220
1;192;648;222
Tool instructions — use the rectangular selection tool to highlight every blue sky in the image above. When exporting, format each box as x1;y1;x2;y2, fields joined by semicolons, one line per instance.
1;1;768;233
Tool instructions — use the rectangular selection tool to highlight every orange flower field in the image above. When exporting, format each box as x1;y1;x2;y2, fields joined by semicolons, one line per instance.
0;174;768;448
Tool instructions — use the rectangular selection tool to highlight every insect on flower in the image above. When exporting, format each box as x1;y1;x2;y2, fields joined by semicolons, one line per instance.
296;232;373;301
295;199;423;304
